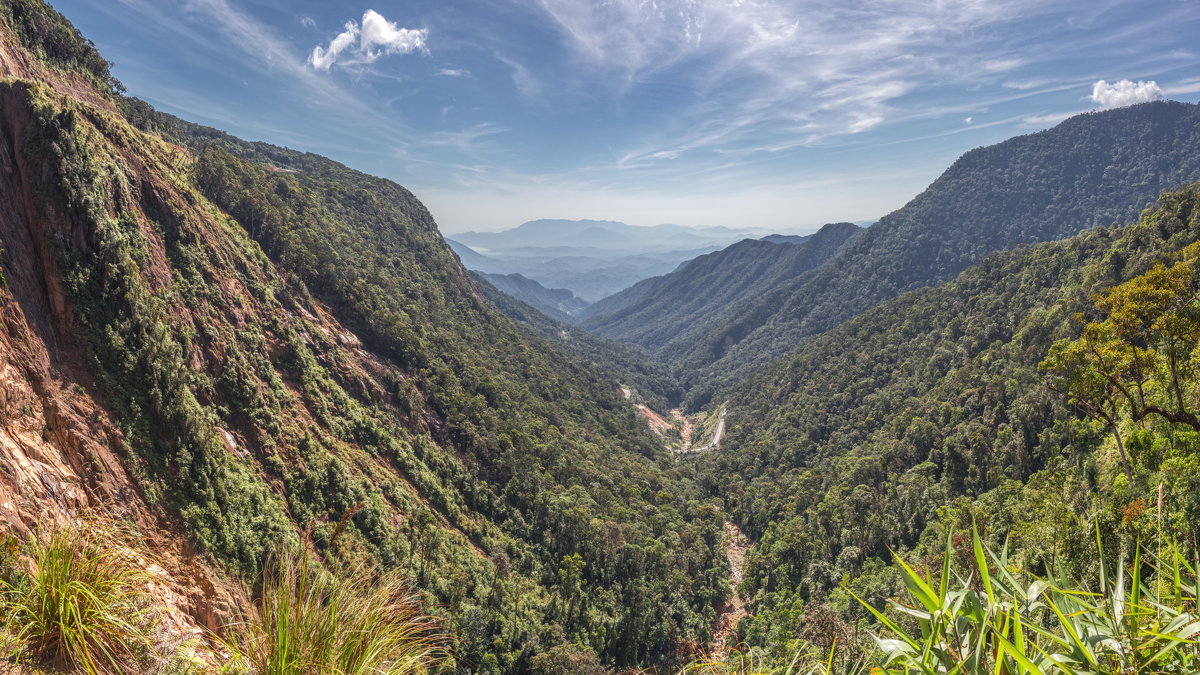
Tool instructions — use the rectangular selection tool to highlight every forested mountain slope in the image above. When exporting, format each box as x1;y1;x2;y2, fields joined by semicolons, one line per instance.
474;271;589;321
700;185;1200;651
0;1;726;670
663;102;1200;407
579;222;861;348
473;274;683;411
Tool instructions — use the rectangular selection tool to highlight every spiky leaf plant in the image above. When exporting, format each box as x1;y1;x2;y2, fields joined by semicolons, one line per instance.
854;526;1200;674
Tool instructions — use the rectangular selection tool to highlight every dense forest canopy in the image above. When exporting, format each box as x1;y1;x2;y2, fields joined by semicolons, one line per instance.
581;102;1200;409
698;185;1200;662
2;0;1200;672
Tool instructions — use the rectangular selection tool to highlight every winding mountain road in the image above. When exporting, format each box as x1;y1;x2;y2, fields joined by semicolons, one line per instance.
677;407;726;455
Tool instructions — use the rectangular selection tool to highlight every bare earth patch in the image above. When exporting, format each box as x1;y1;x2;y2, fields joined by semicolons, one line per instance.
710;521;751;655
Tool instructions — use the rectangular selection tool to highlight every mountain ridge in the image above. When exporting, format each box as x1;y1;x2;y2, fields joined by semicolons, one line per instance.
653;100;1200;407
578;222;862;348
473;271;589;320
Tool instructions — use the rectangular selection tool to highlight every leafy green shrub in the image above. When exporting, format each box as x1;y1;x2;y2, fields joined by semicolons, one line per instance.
218;549;447;674
0;519;158;674
0;0;123;96
856;527;1200;674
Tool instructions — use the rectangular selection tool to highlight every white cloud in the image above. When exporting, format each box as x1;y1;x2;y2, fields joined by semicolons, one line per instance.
847;114;884;133
963;116;973;124
360;10;426;60
438;68;471;77
308;9;426;71
300;16;316;29
309;21;359;70
1002;79;1048;90
1089;79;1163;109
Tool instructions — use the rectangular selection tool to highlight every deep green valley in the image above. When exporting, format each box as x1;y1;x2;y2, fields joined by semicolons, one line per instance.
1;1;1199;673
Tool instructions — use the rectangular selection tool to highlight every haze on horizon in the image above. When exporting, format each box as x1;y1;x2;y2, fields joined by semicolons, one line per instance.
52;0;1200;234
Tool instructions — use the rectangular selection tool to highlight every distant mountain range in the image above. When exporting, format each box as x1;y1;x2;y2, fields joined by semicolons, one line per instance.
446;219;796;301
578;224;861;347
579;100;1200;407
473;272;589;320
452;219;775;253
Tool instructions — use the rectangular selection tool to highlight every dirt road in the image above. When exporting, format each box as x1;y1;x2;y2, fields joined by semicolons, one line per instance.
678;407;726;455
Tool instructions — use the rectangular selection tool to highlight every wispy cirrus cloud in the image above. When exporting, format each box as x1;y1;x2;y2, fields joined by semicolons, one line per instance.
513;0;1055;165
1021;111;1078;127
1165;78;1200;96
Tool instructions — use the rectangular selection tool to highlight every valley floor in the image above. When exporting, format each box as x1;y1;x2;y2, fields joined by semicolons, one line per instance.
711;521;751;655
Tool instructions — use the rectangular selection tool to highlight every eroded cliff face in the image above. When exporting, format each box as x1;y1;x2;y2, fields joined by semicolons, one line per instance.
0;28;240;644
0;14;494;648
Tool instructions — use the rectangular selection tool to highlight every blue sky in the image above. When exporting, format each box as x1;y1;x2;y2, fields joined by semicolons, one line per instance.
53;0;1200;233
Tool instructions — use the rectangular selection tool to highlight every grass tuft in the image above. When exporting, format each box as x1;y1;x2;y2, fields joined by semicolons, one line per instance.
0;518;158;674
218;548;447;674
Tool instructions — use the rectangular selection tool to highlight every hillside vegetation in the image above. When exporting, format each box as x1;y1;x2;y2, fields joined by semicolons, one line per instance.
473;273;684;411
697;185;1200;660
0;1;726;670
579;223;861;350
646;102;1200;407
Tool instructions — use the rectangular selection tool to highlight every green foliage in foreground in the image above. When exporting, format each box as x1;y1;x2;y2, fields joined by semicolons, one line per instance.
866;530;1199;674
702;186;1200;657
218;548;447;675
688;528;1200;674
0;520;158;674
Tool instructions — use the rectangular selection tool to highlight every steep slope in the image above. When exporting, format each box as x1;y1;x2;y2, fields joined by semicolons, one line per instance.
580;222;861;349
475;271;589;320
699;185;1200;649
445;237;500;271
0;2;727;670
474;274;683;411
665;102;1200;407
0;0;241;648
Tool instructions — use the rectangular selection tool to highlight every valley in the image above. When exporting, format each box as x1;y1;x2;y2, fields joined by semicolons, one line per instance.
0;1;1199;673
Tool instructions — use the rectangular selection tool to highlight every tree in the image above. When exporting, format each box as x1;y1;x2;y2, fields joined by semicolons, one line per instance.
1042;248;1200;479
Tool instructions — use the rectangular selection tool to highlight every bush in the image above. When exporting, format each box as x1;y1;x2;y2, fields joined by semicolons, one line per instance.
0;519;159;674
218;549;447;674
856;527;1200;674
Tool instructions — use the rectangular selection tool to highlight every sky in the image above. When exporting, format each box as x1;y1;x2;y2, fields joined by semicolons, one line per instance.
51;0;1200;234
